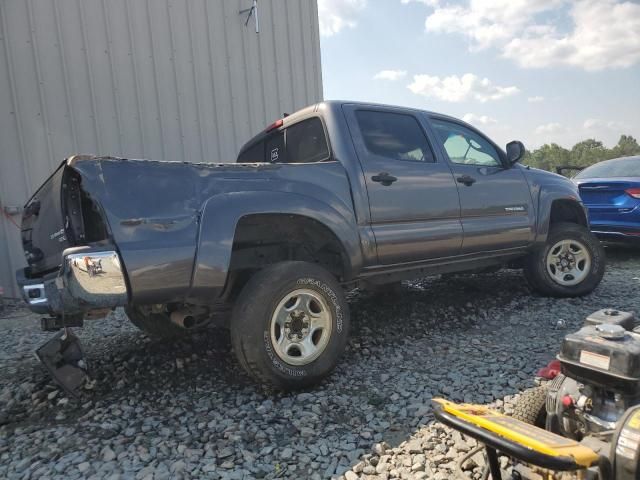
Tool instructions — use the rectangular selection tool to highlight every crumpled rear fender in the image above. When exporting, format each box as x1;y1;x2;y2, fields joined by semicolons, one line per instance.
188;191;362;300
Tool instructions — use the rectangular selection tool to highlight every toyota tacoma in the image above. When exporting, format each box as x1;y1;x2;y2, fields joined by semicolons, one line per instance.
17;101;606;390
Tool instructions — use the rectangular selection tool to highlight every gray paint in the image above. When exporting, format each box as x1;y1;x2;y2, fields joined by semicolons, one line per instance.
17;101;589;317
0;0;323;296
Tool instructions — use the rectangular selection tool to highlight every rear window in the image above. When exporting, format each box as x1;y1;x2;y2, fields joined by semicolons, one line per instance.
237;141;264;163
285;118;330;163
574;157;640;179
355;110;435;162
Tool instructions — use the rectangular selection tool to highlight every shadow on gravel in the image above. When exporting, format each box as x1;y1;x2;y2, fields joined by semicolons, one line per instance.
1;250;639;479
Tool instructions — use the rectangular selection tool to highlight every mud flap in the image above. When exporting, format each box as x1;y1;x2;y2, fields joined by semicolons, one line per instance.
36;329;90;398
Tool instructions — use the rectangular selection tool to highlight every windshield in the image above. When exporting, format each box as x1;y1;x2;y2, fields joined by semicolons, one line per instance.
574;156;640;179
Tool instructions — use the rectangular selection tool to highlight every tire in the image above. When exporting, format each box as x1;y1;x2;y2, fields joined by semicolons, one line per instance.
125;306;194;339
524;222;605;297
231;261;350;390
512;386;548;428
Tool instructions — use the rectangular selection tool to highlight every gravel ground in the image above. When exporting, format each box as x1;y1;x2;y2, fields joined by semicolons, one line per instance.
1;247;639;480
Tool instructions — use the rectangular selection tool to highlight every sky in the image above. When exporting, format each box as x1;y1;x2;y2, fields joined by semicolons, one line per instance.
317;0;640;150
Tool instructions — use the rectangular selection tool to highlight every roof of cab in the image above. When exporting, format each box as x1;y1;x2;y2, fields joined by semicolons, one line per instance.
236;100;473;158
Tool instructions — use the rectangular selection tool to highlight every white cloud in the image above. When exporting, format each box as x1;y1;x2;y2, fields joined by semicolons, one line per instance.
528;96;544;103
535;122;565;134
463;113;497;125
425;0;562;50
407;73;519;102
401;0;440;6
373;70;407;81
317;0;366;37
583;118;629;131
424;0;640;71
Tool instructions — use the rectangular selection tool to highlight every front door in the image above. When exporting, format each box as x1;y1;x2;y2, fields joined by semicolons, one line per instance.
343;105;463;264
428;117;535;254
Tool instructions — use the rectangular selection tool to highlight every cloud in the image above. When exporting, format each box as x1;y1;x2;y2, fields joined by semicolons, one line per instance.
528;96;544;103
535;122;565;134
317;0;366;36
401;0;440;6
424;0;640;71
463;113;497;125
407;73;519;102
583;118;629;131
373;70;407;81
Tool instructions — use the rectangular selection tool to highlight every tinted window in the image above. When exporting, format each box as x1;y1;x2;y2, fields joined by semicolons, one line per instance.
284;118;330;163
431;119;501;167
574;157;640;179
266;131;285;163
237;141;264;163
355;110;435;162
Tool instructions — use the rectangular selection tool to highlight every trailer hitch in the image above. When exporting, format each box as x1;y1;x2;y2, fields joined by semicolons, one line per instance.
36;328;90;398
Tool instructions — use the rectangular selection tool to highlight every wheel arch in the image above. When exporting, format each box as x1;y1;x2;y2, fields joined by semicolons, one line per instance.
188;191;362;302
535;188;589;245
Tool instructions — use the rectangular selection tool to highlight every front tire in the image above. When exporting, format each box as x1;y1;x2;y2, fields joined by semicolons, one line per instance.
524;222;605;297
231;261;349;390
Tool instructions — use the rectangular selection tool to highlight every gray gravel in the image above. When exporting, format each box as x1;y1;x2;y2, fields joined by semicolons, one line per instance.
1;247;639;480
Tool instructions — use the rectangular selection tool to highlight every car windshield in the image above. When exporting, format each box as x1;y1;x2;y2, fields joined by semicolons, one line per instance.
574;156;640;179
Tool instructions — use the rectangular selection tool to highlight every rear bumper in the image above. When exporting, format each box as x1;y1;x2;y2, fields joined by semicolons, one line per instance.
17;247;129;315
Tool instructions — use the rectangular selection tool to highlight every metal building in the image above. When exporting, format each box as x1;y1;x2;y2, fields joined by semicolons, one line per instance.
0;0;323;297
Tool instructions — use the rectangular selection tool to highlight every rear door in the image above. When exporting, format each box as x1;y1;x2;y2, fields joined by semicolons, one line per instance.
343;105;463;264
428;117;535;254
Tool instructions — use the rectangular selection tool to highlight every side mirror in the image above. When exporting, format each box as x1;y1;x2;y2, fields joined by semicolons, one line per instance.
506;140;525;166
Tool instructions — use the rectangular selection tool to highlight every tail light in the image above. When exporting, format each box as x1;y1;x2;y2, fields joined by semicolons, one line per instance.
264;119;283;132
537;359;561;380
626;188;640;199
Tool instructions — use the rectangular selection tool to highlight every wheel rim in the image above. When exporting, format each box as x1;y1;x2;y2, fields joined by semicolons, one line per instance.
270;288;332;366
545;239;592;286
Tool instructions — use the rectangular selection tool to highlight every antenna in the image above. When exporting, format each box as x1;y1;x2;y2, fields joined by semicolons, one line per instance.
239;0;259;33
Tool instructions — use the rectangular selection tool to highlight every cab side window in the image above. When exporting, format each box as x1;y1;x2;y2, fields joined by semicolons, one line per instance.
355;110;435;162
431;119;502;167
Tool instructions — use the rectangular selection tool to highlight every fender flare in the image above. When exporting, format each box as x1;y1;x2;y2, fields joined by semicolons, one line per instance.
535;185;587;245
188;190;363;300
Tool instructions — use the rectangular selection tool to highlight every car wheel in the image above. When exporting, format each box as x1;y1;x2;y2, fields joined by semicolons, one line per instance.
124;305;208;338
230;261;350;390
524;222;605;297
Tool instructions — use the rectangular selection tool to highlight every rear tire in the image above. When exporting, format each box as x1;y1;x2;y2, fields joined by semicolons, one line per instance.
512;386;548;428
231;261;349;390
524;222;605;297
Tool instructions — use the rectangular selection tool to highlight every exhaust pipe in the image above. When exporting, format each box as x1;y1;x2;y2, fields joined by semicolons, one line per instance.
170;311;197;329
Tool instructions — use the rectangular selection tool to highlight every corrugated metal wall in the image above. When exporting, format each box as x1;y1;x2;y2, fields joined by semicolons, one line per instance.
0;0;323;297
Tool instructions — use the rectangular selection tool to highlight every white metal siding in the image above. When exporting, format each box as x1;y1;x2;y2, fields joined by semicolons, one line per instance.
0;0;323;297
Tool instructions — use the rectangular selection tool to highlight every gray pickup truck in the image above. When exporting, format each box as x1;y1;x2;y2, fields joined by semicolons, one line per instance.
17;101;605;390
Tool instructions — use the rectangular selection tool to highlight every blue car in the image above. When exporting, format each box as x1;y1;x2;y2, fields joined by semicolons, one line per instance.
573;155;640;244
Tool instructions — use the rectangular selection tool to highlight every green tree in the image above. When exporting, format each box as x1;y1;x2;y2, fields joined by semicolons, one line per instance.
523;134;640;175
610;135;640;158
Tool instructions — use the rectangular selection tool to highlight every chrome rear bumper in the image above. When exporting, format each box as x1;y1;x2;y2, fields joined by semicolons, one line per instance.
18;248;129;315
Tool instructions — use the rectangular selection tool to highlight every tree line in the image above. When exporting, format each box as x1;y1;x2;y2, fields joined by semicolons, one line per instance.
522;135;640;174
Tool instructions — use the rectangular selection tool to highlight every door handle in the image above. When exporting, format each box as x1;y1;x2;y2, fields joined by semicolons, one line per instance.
456;174;476;186
371;172;398;186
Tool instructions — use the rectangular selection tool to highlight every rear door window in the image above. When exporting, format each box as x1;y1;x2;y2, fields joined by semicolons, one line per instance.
354;110;435;162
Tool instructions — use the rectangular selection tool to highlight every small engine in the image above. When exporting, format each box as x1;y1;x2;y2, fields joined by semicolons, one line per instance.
546;309;640;440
